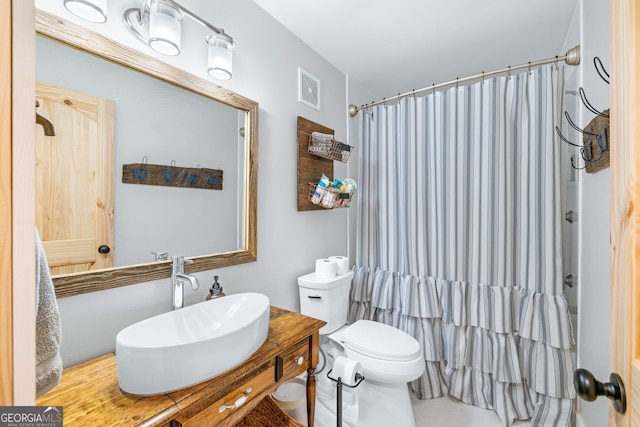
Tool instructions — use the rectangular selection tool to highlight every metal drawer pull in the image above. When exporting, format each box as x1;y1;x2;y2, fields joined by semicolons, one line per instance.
307;295;322;299
293;356;304;365
218;387;252;413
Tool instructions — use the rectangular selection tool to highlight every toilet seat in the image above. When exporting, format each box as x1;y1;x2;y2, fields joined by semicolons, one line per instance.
329;320;424;384
338;320;421;362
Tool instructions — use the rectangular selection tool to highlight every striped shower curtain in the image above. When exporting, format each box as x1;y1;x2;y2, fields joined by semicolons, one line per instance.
350;65;575;426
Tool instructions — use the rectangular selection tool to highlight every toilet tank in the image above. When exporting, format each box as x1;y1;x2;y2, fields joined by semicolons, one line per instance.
298;271;354;335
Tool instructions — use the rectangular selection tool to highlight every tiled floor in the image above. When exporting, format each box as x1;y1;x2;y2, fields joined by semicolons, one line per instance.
411;395;532;427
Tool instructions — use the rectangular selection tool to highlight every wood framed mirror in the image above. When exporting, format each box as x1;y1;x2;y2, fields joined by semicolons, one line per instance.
35;10;258;298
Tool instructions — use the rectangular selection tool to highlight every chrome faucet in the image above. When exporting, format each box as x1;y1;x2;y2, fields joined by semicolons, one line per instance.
171;256;200;310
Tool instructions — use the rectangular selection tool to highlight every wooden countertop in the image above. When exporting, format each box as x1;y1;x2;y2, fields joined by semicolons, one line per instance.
37;306;325;426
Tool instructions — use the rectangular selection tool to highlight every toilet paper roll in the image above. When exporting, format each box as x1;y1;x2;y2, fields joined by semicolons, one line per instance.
315;258;337;279
332;356;361;387
328;256;349;275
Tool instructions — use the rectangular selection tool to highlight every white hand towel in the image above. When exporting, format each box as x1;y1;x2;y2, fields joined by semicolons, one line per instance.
35;228;63;397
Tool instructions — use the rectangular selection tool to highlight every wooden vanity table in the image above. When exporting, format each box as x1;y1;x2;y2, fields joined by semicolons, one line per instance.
37;307;325;426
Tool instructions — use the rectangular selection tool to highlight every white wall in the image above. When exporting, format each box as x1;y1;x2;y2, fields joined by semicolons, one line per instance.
575;0;611;425
36;0;349;367
560;0;581;345
345;79;376;265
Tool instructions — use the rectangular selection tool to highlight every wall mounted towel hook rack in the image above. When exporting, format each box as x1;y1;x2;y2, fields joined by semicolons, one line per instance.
556;106;609;171
557;55;611;172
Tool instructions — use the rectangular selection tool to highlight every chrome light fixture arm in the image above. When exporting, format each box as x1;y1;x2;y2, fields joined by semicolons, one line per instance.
123;0;234;48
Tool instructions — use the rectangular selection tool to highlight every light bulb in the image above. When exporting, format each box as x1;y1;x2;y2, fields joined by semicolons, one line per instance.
63;0;107;23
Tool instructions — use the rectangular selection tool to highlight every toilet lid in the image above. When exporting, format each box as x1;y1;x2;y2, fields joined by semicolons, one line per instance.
338;320;421;362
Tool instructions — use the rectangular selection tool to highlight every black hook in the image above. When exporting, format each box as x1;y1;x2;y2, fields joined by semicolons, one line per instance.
571;154;587;170
579;87;609;118
557;120;605;170
581;140;604;163
593;57;610;84
564;111;598;136
555;126;583;148
556;127;598;169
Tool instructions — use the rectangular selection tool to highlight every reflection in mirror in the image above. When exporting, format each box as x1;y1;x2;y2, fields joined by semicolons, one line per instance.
36;35;245;270
35;9;258;298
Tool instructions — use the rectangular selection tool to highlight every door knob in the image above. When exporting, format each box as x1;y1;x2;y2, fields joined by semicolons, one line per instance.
98;245;111;254
573;368;626;414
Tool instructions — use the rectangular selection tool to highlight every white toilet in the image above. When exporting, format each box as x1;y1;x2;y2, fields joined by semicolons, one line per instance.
298;271;424;427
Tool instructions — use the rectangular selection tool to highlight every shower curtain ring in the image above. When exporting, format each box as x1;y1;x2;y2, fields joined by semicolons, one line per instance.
507;66;512;80
456;78;459;90
432;83;435;96
555;55;559;69
412;89;416;99
482;71;485;84
528;62;532;74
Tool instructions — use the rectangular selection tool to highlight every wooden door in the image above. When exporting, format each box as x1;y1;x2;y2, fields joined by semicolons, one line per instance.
4;0;35;405
35;81;114;275
610;0;640;425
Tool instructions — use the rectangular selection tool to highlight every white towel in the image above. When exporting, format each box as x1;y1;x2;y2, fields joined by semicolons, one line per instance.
35;228;62;397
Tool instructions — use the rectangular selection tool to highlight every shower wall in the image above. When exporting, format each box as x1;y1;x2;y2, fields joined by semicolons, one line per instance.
561;65;580;351
560;0;581;352
572;0;611;426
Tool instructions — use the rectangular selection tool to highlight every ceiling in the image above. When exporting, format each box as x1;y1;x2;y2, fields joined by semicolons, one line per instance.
251;0;579;101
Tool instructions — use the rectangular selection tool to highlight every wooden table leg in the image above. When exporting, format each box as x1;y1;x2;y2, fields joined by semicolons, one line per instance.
306;367;316;427
307;332;320;427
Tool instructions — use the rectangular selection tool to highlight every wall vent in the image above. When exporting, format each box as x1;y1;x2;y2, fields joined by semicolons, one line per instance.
298;67;321;111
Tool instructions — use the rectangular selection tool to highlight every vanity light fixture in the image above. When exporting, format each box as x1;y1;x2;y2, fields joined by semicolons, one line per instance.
63;0;108;23
123;0;236;79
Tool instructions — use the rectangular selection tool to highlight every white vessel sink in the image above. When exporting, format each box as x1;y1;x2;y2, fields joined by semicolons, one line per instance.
116;293;270;395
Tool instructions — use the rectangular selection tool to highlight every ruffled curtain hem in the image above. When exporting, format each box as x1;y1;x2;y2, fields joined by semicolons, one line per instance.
350;265;576;427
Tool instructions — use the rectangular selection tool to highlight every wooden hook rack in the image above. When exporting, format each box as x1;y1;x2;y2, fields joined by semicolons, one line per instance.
122;162;223;190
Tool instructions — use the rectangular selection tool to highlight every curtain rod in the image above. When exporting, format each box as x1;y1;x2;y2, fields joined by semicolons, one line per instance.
348;45;581;117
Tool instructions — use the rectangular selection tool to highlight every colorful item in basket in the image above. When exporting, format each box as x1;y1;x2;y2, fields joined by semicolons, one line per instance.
338;178;357;207
311;174;330;204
